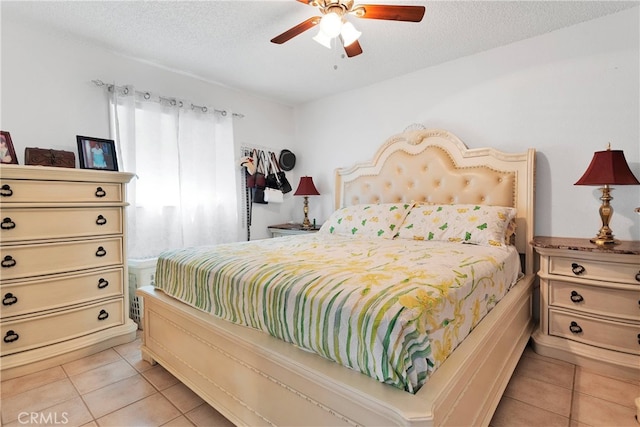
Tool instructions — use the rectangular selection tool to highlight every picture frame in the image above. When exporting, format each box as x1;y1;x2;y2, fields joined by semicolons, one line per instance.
1;131;18;164
76;136;118;171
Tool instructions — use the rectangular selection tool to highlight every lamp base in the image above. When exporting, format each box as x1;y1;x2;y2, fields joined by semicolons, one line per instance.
590;236;620;246
301;196;311;229
590;185;620;246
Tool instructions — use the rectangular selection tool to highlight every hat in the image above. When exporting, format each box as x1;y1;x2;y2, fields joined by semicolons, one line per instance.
279;149;296;171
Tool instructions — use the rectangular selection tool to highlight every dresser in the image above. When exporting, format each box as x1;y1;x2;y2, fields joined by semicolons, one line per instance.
531;236;640;381
0;164;137;379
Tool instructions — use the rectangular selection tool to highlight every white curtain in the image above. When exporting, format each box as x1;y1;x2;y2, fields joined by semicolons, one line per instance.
109;86;239;259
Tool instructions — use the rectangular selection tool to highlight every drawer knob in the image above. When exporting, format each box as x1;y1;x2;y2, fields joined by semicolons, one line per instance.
97;278;109;289
95;247;107;257
571;263;586;276
95;187;106;198
1;255;16;268
2;293;18;306
638;334;640;345
3;330;19;343
96;215;107;226
97;309;109;321
636;271;640;282
0;184;13;197
569;321;583;334
570;291;584;303
1;217;16;230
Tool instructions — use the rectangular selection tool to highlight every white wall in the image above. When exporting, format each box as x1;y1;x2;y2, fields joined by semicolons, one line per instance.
3;8;639;243
294;7;640;241
0;18;298;241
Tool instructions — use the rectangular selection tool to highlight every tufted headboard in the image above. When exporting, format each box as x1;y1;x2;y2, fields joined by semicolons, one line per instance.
334;128;536;275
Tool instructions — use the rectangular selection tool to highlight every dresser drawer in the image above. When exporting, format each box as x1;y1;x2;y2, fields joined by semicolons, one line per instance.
0;237;123;280
549;309;640;355
1;268;124;318
549;280;640;322
0;179;123;203
0;207;122;242
1;299;124;356
548;256;640;285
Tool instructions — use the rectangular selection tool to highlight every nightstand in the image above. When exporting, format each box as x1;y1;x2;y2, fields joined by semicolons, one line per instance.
531;236;640;381
268;223;319;237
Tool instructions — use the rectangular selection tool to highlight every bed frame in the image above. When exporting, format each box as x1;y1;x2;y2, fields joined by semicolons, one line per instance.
137;128;536;426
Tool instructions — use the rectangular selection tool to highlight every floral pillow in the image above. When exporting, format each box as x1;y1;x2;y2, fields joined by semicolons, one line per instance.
397;204;517;247
319;202;414;239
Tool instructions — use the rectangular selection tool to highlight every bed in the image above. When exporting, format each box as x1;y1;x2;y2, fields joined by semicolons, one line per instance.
137;128;536;426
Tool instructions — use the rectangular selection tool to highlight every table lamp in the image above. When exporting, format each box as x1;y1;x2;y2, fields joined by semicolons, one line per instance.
294;176;320;229
574;144;639;246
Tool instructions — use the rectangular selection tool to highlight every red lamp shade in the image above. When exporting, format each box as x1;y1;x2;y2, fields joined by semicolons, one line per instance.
294;176;320;196
575;149;640;186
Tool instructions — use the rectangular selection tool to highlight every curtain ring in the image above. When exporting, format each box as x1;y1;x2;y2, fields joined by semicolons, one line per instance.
122;87;129;95
221;110;227;116
201;106;208;113
144;92;151;100
170;99;176;106
179;101;183;108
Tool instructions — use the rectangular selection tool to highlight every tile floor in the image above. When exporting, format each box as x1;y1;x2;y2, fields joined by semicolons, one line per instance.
1;334;638;427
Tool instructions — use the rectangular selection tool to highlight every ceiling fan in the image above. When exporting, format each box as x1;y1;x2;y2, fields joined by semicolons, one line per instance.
271;0;426;58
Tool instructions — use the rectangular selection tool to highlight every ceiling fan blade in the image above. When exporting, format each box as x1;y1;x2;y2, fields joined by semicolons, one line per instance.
343;39;363;58
354;5;425;22
271;16;321;44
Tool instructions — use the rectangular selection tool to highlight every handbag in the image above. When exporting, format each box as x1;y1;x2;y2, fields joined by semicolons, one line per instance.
266;151;292;194
251;150;268;204
247;150;266;189
264;187;283;203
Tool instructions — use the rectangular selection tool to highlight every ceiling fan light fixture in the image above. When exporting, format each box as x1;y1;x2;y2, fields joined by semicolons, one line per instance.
340;21;361;47
319;12;343;38
313;30;333;49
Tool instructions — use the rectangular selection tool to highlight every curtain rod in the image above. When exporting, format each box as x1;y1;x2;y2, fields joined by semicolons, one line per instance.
91;79;244;119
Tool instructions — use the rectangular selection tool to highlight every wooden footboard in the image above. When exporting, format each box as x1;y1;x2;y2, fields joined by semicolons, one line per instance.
137;273;533;427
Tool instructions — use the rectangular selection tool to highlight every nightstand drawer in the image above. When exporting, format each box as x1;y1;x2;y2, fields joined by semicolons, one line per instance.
0;238;123;280
0;179;123;203
0;268;124;319
548;256;640;285
549;280;640;321
1;299;124;356
0;207;122;242
549;309;640;355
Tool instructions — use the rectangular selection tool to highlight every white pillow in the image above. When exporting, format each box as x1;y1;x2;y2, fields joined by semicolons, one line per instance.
397;204;517;247
319;202;414;239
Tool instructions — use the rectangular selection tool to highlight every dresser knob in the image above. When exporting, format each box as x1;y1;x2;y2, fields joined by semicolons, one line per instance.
3;330;19;343
569;321;583;334
1;217;16;230
97;309;109;321
570;291;584;303
95;247;107;257
97;278;109;289
96;215;107;226
636;271;640;282
571;263;586;275
95;187;106;198
637;334;640;345
0;184;13;197
2;293;18;306
1;255;16;268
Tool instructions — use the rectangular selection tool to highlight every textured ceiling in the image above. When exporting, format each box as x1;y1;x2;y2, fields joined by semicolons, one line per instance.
2;1;638;106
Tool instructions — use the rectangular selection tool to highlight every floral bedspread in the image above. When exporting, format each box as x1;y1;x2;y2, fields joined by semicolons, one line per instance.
154;234;521;393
